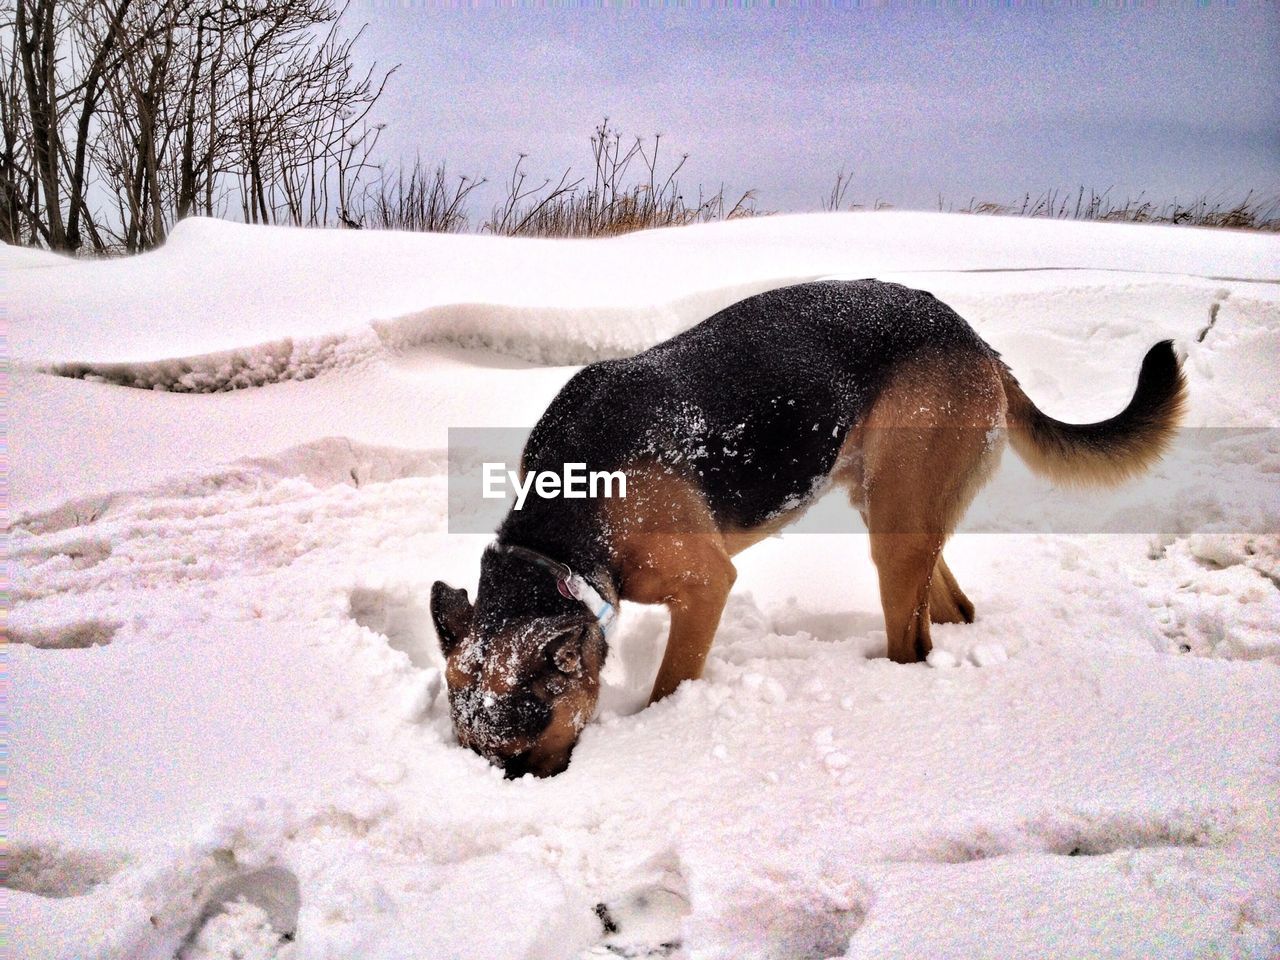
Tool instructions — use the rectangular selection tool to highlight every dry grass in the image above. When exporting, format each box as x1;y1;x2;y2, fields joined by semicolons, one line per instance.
350;120;759;239
480;121;759;238
350;161;482;233
354;142;1278;239
940;187;1280;232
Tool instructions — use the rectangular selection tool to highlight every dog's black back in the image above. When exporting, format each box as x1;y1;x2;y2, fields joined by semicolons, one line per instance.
500;280;995;569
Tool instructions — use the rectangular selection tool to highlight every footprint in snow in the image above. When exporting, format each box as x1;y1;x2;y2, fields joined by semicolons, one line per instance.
586;883;691;958
176;866;301;960
348;585;439;669
8;617;119;649
14;535;113;571
1;843;128;898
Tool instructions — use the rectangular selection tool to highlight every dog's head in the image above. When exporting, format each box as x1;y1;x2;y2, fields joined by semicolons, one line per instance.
431;552;608;778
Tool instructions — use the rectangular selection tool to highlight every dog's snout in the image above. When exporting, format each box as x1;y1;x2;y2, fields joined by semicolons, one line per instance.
501;750;533;779
496;745;575;779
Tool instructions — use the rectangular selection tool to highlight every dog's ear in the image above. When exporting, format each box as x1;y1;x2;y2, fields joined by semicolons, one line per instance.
551;635;582;676
430;581;473;656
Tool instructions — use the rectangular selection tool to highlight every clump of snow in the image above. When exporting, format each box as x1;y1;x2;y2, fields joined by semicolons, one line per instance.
926;648;960;669
6;214;1279;959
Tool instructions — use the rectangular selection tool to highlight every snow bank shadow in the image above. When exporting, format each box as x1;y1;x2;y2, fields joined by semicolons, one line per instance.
712;595;888;666
176;866;300;960
374;280;800;368
767;609;885;647
894;812;1224;865
233;437;446;491
39;278;791;392
44;328;381;392
12;535;113;572
12;493;116;537
599;596;889;718
2;843;128;897
14;437;447;537
9;617;119;649
678;881;868;960
587;853;865;960
349;585;440;669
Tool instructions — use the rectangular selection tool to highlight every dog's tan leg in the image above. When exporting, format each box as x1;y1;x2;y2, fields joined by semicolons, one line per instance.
605;463;738;704
869;530;942;663
860;353;1004;662
649;546;736;702
929;553;975;624
856;505;943;661
621;533;736;704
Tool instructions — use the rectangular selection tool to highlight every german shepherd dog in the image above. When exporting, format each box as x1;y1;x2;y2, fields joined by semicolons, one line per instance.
431;280;1186;777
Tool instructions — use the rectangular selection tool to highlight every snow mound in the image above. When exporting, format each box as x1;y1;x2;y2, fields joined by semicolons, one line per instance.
37;282;788;391
11;436;445;535
9;213;1280;959
9;211;1278;371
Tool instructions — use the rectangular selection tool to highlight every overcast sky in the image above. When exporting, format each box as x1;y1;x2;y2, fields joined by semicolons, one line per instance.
353;3;1279;216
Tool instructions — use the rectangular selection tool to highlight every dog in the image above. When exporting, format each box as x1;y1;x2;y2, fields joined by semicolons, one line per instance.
431;280;1186;777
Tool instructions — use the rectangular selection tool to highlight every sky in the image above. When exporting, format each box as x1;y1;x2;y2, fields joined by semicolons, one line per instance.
352;3;1280;217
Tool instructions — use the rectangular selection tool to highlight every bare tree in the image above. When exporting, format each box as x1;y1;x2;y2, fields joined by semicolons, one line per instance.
2;0;394;252
0;15;34;243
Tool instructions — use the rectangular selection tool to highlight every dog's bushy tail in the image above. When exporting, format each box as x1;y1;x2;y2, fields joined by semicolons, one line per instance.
1000;340;1188;487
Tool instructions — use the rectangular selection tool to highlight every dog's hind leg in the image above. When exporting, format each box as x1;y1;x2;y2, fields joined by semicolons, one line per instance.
929;554;975;624
861;352;1004;661
869;529;943;663
865;449;987;659
862;433;949;662
854;503;952;654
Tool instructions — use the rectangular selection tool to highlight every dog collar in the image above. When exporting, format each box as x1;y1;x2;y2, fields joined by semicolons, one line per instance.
489;543;619;637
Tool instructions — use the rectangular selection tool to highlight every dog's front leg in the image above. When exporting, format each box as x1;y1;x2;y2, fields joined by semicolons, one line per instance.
604;464;737;704
649;556;735;703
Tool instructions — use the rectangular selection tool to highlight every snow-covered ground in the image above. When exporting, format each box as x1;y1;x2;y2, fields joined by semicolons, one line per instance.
6;212;1279;959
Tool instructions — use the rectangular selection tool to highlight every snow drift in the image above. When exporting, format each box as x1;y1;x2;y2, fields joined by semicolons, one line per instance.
6;212;1279;959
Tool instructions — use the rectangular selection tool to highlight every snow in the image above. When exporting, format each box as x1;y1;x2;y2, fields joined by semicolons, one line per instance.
6;212;1280;959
